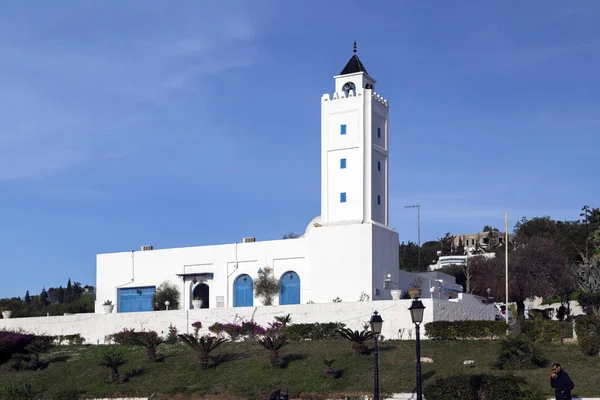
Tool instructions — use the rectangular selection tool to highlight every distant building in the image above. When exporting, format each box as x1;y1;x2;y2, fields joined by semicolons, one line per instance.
454;231;513;254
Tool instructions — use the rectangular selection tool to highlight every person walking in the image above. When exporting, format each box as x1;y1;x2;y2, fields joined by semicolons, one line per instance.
268;388;288;400
550;363;575;400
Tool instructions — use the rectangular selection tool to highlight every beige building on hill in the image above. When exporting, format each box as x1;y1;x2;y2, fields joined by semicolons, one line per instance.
454;232;514;252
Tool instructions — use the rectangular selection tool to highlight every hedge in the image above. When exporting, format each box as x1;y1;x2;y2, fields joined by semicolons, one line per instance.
574;315;600;356
522;320;573;342
281;322;346;341
424;374;544;400
424;321;508;340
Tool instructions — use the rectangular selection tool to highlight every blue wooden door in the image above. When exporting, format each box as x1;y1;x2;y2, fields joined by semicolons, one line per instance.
279;271;300;305
233;274;253;307
118;286;155;313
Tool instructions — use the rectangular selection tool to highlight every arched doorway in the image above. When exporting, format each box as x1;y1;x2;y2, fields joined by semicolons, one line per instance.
279;271;300;305
233;274;253;307
192;283;209;308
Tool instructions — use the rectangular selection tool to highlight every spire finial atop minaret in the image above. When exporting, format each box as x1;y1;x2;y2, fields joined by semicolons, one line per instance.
353;41;357;54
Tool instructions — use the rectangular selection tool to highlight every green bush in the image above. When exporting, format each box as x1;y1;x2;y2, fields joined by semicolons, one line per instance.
424;321;507;340
424;374;544;400
522;320;560;342
496;334;544;370
574;315;600;356
107;329;158;345
282;322;346;341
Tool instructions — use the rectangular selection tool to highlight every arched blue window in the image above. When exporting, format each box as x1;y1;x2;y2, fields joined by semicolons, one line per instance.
279;271;300;305
233;274;253;307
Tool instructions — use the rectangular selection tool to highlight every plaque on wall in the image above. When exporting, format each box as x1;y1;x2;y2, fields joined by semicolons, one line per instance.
216;296;225;308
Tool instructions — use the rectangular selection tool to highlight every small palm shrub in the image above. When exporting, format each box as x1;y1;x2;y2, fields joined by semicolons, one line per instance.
131;334;165;361
98;353;128;383
323;358;336;379
336;328;374;355
274;314;292;327
496;334;544;370
179;333;228;370
258;334;289;367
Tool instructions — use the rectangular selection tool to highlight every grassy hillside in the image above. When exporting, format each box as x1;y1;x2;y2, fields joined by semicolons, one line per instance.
0;339;597;399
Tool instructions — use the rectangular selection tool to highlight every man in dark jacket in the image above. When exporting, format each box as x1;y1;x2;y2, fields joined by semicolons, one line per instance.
268;388;288;400
550;363;575;400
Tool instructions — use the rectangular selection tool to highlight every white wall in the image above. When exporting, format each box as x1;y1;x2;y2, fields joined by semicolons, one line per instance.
0;298;494;344
96;238;307;313
321;92;365;224
306;223;374;303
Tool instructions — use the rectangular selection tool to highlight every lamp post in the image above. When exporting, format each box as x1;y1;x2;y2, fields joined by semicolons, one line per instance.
370;311;383;400
165;300;170;311
408;299;426;400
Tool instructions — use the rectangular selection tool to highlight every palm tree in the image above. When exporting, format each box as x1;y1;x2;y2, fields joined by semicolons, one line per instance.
336;328;374;355
496;334;543;369
98;353;128;383
258;335;289;367
323;358;336;379
274;313;292;327
131;335;165;361
179;333;228;370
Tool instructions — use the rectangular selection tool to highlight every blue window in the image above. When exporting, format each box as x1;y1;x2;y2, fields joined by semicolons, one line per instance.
377;161;381;171
377;195;381;205
340;124;347;135
340;192;347;203
377;127;381;138
340;158;347;169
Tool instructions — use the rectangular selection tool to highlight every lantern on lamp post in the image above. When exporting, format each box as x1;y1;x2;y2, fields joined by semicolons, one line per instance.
408;299;425;400
369;310;383;400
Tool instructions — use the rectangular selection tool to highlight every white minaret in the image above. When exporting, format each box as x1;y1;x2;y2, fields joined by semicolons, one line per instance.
320;42;389;226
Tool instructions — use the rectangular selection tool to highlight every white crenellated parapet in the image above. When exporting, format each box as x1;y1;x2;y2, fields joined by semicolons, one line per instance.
372;91;389;107
322;90;363;102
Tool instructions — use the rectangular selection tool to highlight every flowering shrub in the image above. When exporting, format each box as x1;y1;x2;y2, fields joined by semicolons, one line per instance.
208;320;270;341
192;321;203;338
0;331;36;363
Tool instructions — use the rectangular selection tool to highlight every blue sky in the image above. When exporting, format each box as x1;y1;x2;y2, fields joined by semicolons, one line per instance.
1;1;599;298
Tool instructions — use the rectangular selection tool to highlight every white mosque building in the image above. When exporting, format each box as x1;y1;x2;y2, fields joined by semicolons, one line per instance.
94;47;459;314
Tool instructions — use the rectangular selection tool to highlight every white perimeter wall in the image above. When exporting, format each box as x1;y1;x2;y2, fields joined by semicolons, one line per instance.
1;298;495;345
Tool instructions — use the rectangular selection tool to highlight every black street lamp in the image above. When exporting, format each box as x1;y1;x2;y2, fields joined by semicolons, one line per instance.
408;299;426;400
370;310;383;400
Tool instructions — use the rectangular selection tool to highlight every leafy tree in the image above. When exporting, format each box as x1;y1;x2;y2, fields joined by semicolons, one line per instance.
282;232;301;239
399;241;420;271
57;286;65;304
455;238;465;256
253;266;280;306
39;287;49;306
152;281;181;310
471;236;575;328
422;240;441;266
24;290;31;305
439;233;456;256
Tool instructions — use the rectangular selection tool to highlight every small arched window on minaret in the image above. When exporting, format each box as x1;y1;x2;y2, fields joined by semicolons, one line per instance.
342;82;356;97
365;83;373;90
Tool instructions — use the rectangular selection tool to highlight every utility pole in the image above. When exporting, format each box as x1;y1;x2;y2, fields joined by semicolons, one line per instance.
405;204;421;271
505;212;509;323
